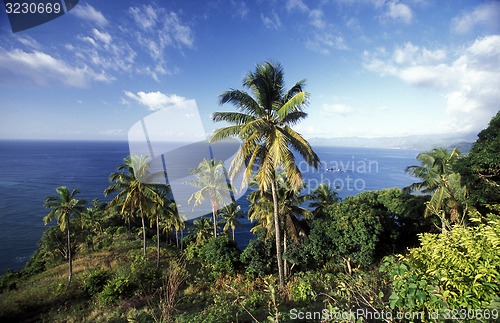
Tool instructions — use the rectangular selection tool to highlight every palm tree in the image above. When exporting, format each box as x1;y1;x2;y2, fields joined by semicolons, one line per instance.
43;186;86;286
211;61;320;288
187;158;232;237
249;173;312;277
159;201;184;247
104;155;165;256
404;147;467;230
191;217;214;244
308;183;340;218
220;202;244;241
150;190;176;267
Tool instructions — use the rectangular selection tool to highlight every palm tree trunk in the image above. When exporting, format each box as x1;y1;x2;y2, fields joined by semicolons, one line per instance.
212;208;217;237
284;231;287;279
156;215;160;268
271;181;284;289
232;227;235;241
141;214;146;256
67;224;72;286
180;229;184;251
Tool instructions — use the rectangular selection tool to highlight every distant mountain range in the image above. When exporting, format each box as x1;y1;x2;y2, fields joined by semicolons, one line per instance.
308;132;478;151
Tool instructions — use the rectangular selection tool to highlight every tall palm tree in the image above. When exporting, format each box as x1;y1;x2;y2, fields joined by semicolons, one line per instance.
43;186;86;286
220;202;244;241
150;190;176;267
104;155;165;256
404;147;467;230
308;183;340;218
211;61;320;288
187;158;232;237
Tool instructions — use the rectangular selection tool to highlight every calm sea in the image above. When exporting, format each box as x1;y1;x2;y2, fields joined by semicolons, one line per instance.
0;140;418;274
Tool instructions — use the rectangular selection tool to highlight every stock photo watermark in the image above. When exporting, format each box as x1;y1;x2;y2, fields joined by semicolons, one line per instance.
297;157;379;193
289;308;499;321
128;99;246;221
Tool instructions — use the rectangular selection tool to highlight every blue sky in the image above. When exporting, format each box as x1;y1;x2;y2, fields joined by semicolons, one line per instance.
0;0;499;141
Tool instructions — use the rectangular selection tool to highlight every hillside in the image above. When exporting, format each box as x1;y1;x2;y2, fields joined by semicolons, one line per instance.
309;132;477;150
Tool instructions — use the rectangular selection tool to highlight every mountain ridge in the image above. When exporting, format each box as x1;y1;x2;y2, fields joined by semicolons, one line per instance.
308;132;477;151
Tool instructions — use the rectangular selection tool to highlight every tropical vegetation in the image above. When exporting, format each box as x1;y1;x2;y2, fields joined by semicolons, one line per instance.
0;64;498;322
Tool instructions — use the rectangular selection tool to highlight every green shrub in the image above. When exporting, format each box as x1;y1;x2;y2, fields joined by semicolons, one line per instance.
83;268;111;297
382;213;500;315
21;249;46;277
197;236;240;278
129;255;161;293
0;270;20;292
240;238;275;277
290;277;315;303
98;275;133;305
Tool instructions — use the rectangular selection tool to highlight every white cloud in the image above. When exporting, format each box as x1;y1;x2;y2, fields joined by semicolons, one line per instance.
126;5;194;81
0;48;113;87
309;9;327;29
321;103;355;116
231;1;249;18
129;5;158;30
92;29;112;45
286;0;309;12
306;32;349;55
261;12;282;30
71;3;108;27
16;35;41;49
451;2;500;34
385;1;413;24
124;91;189;111
363;35;500;133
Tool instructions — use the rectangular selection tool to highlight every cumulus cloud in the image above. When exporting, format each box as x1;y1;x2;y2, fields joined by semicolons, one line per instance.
123;91;189;111
71;3;108;27
451;2;500;34
363;35;500;133
0;48;112;87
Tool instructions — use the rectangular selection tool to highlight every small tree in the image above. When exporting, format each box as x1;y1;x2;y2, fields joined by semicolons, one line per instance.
220;202;244;241
43;186;86;286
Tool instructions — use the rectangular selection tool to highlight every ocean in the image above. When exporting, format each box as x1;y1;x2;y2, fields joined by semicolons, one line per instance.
0;140;418;274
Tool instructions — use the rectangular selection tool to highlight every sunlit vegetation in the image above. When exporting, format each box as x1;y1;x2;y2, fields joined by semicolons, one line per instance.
0;65;498;322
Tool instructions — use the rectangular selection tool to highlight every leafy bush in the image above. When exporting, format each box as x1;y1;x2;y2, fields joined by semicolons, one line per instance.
21;249;47;277
197;236;240;278
98;275;133;305
306;194;383;267
129;255;161;293
82;268;111;297
240;237;275;277
382;212;500;314
290;276;316;303
0;270;20;292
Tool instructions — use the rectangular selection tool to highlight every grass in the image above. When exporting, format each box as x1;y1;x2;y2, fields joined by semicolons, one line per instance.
0;232;146;322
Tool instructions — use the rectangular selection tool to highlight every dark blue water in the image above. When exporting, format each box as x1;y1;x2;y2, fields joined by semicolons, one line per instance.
0;140;418;274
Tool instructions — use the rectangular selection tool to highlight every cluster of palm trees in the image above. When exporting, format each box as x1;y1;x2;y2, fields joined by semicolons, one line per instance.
43;61;467;291
404;147;468;231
